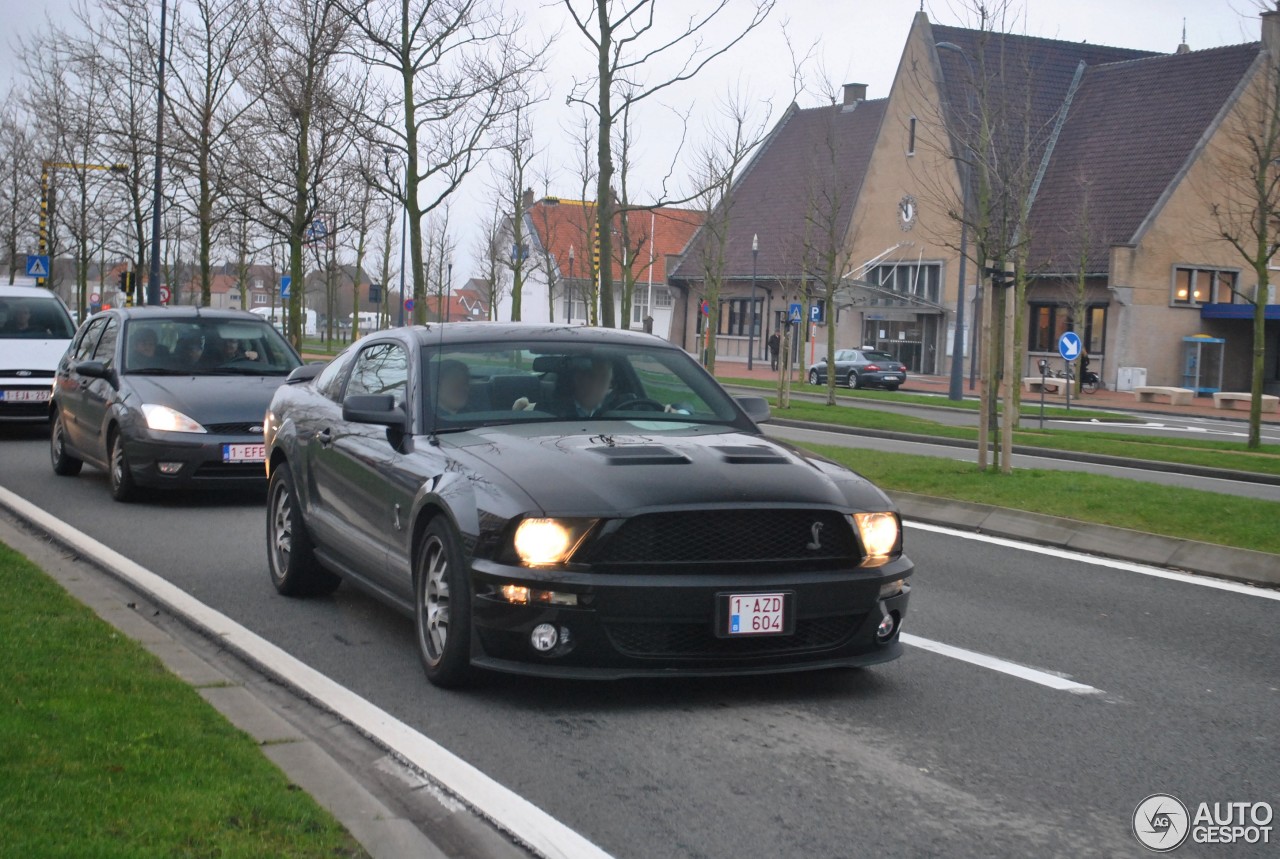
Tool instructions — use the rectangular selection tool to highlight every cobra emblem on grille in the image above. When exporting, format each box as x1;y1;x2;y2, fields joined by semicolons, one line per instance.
806;521;824;550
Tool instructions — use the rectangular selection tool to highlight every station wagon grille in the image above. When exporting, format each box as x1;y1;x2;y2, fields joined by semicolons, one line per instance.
605;614;861;657
204;422;263;435
583;508;857;568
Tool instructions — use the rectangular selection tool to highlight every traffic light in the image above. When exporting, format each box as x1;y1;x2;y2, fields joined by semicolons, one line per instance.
368;282;381;303
118;270;128;293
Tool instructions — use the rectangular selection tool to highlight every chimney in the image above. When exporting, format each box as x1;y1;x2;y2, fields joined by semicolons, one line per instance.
1264;3;1280;58
842;83;867;109
521;187;534;209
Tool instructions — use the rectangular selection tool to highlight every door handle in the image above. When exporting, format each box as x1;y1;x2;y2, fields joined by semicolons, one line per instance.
317;428;333;448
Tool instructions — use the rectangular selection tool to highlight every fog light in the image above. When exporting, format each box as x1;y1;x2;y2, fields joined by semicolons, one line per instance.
530;623;558;652
158;462;183;475
499;585;578;606
501;585;531;604
876;611;897;642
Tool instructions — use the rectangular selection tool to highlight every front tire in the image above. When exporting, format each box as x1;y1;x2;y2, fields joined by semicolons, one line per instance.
267;466;339;596
414;519;472;688
50;411;83;476
808;369;820;385
108;430;138;502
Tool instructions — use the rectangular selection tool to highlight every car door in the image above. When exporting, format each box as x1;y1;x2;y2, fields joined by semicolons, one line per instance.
310;339;413;590
78;316;122;461
57;316;109;455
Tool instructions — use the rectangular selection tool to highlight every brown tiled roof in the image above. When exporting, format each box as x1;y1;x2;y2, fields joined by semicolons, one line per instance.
1028;43;1261;272
670;97;887;282
524;198;702;285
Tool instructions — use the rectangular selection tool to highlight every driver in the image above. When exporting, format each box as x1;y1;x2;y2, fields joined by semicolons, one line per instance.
563;356;613;418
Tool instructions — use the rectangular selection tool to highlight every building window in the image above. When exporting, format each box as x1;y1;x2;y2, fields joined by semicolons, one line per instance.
654;286;672;308
563;290;588;322
1173;266;1237;307
866;263;941;304
1028;303;1107;355
717;297;762;337
908;116;917;156
632;289;649;324
253;292;268;305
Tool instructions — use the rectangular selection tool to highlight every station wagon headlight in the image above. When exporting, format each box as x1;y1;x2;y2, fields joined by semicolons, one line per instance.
513;518;594;567
141;403;207;434
853;512;900;565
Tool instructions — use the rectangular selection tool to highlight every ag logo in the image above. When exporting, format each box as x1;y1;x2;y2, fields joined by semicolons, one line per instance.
1133;794;1190;852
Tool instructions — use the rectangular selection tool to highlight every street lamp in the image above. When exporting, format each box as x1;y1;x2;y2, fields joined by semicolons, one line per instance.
147;0;169;307
936;40;976;399
748;233;759;370
445;260;452;322
567;245;575;323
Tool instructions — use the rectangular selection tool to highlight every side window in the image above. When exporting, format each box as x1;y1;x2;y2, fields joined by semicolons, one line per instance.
93;318;121;367
315;349;357;401
344;342;409;403
72;318;107;362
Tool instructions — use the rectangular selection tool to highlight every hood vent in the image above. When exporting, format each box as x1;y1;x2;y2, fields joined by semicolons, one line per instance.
590;445;690;466
714;445;789;464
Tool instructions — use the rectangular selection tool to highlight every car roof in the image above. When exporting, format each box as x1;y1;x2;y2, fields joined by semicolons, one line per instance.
0;285;71;302
91;306;272;323
398;321;680;350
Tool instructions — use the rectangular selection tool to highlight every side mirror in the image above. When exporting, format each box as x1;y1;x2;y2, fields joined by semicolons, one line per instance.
735;395;771;424
342;394;409;430
76;360;112;381
285;362;326;385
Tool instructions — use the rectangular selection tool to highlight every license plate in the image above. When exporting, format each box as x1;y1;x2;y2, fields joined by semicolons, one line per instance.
882;375;902;381
725;592;788;636
222;443;265;463
0;389;51;402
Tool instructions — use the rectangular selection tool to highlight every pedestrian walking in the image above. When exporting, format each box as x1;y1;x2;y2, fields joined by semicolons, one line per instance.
767;331;780;371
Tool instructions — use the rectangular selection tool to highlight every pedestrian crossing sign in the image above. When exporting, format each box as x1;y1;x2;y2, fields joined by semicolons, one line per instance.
26;255;50;278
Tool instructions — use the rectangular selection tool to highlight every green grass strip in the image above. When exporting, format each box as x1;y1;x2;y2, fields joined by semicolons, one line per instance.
0;543;366;859
804;444;1280;556
768;400;1280;477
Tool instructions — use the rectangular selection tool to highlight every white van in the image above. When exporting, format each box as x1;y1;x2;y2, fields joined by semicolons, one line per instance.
0;285;78;422
250;306;317;337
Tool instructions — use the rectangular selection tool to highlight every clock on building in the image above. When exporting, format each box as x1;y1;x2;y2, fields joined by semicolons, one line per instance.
898;195;917;231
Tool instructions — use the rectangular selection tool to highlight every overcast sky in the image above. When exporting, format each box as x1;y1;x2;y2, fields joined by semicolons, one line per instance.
0;0;1265;278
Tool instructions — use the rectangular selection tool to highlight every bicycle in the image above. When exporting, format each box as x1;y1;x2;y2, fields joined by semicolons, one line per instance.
1051;366;1099;394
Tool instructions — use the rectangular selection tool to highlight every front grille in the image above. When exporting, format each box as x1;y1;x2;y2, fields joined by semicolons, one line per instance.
583;508;858;569
204;422;263;435
605;614;862;657
0;370;55;379
192;461;265;479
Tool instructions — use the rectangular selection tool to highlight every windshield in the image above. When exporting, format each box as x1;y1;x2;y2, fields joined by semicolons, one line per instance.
424;341;743;430
124;318;302;375
0;296;76;339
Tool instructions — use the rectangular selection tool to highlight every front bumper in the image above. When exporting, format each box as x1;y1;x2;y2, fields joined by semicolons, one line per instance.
467;557;912;679
0;385;54;422
123;431;267;489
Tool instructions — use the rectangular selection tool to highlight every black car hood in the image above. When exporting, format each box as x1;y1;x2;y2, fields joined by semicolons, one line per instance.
444;421;894;516
125;374;286;425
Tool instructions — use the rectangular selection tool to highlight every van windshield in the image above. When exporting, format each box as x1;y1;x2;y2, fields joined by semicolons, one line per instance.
0;296;76;339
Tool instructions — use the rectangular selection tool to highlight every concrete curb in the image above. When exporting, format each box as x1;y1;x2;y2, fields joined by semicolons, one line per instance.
890;491;1280;589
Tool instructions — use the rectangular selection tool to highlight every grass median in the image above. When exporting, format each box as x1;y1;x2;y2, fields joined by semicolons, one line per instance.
0;542;367;859
805;444;1280;556
746;396;1280;477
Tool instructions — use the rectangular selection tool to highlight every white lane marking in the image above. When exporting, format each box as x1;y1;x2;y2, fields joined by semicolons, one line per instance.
0;487;612;859
900;633;1102;695
906;521;1280;602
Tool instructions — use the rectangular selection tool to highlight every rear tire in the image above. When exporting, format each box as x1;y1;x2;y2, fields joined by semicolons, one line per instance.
108;430;138;502
414;519;473;688
266;466;340;596
50;411;83;476
850;372;864;389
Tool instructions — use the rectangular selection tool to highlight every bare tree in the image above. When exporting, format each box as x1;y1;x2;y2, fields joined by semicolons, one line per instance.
1204;15;1280;450
0;93;38;283
341;0;544;324
562;0;773;328
236;0;358;346
494;102;537;321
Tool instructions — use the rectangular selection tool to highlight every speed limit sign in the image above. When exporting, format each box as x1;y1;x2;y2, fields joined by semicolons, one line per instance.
159;285;171;304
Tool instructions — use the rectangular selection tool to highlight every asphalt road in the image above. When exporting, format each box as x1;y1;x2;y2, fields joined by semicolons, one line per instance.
2;424;1277;858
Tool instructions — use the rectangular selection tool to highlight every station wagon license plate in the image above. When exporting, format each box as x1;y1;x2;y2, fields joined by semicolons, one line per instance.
720;592;792;637
882;375;902;381
222;443;266;463
0;389;50;402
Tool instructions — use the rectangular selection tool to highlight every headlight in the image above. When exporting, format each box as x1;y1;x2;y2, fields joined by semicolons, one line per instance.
141;404;207;433
853;512;899;565
512;518;594;567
